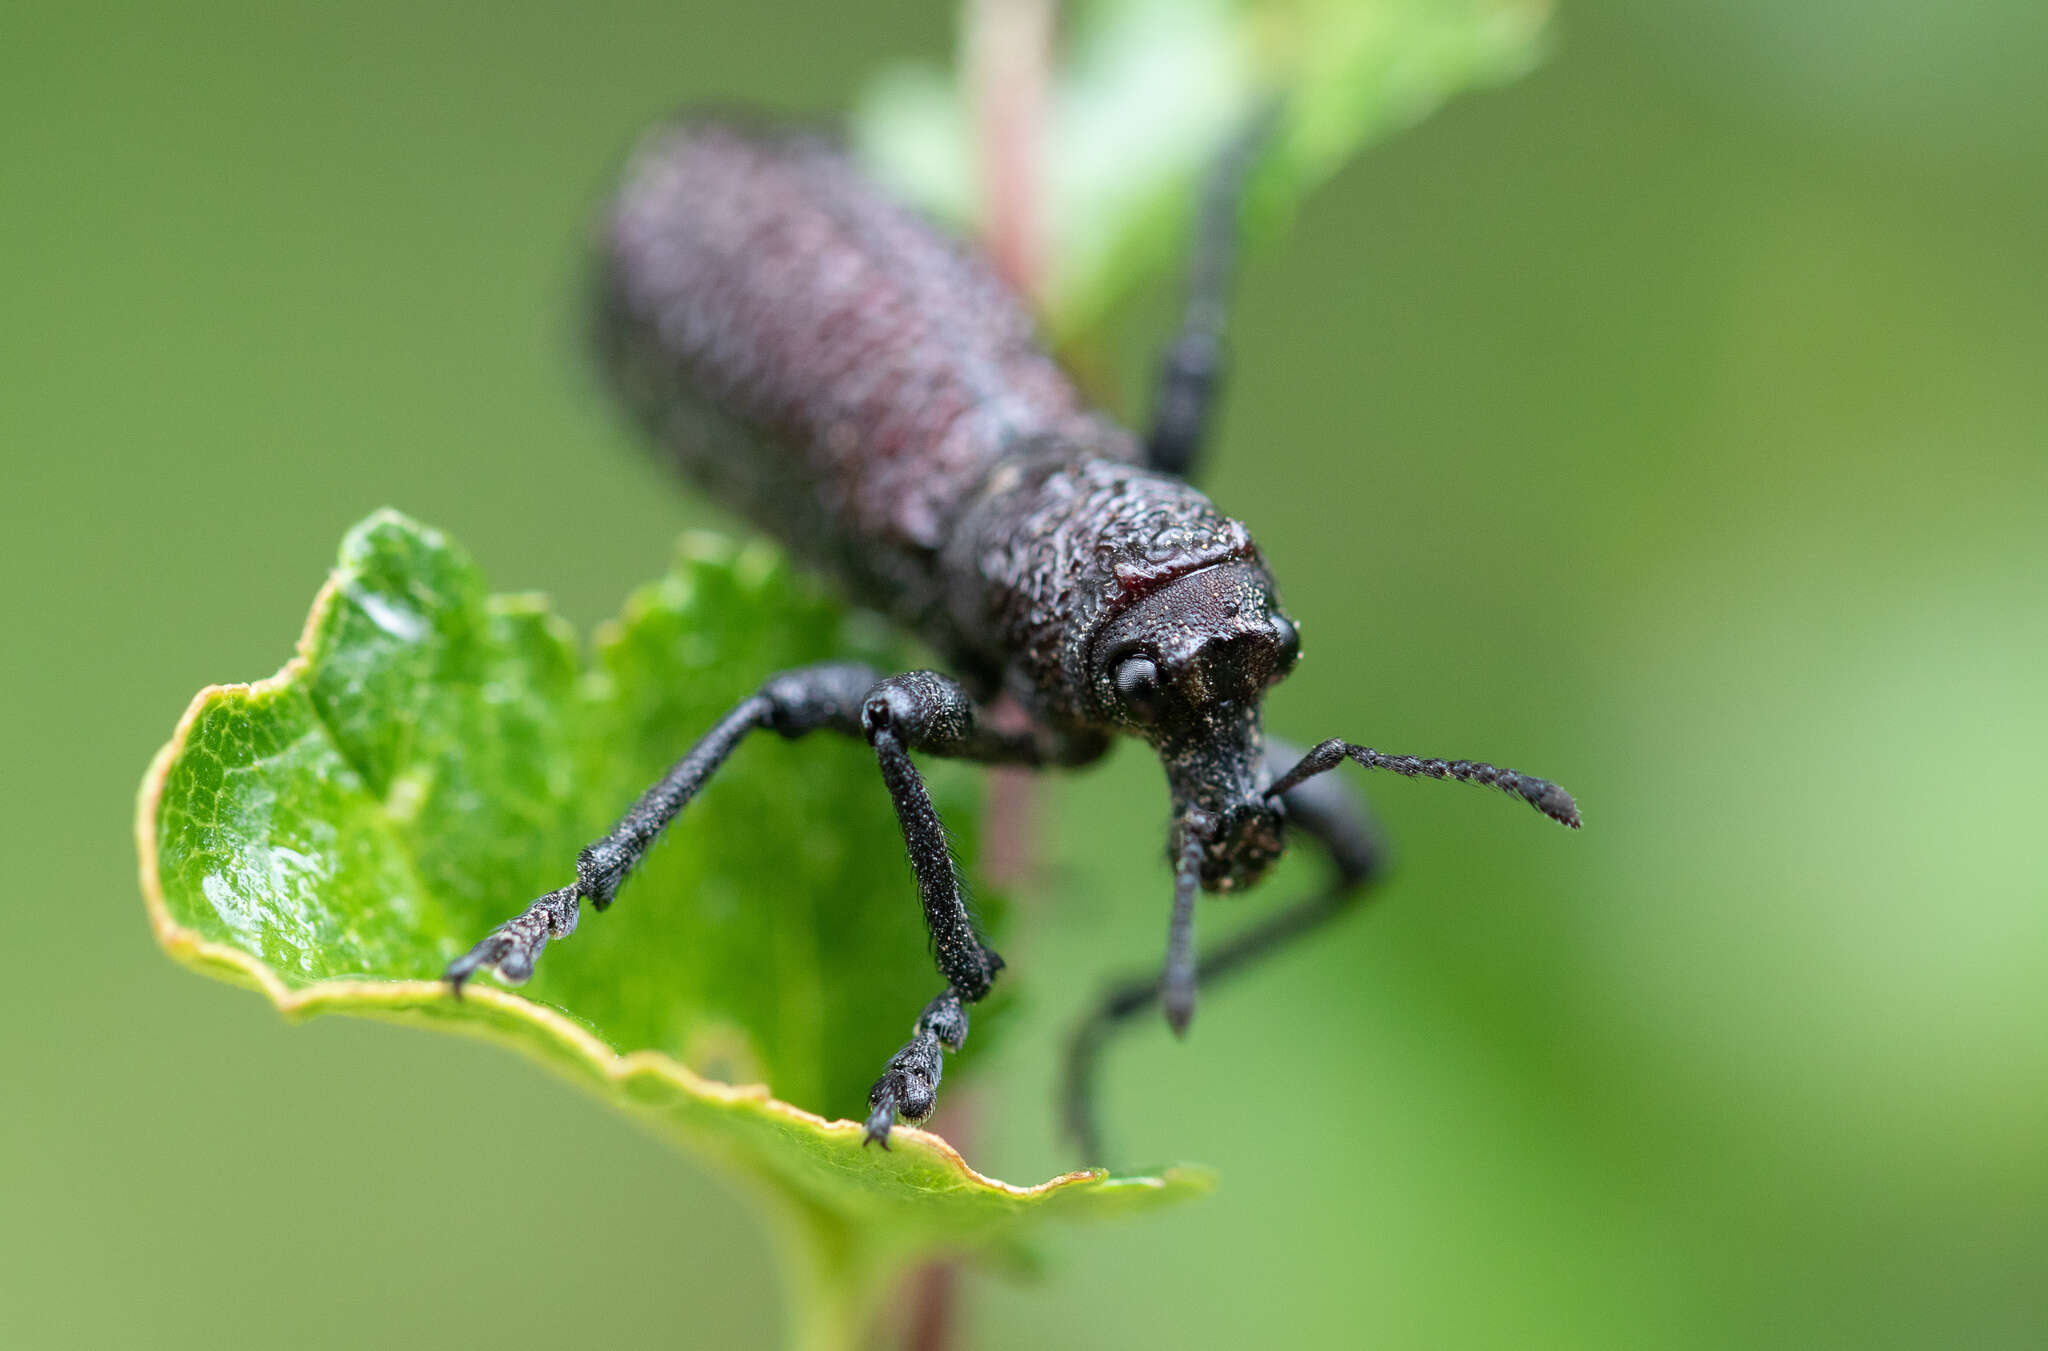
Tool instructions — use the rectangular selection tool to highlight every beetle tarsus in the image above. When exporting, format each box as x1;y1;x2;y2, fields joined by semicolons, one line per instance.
863;988;969;1148
444;884;581;994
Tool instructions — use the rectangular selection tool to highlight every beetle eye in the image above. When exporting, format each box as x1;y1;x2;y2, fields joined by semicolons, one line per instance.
1270;615;1301;681
1114;655;1165;722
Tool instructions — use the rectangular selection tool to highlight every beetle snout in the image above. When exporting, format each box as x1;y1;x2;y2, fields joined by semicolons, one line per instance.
1199;801;1287;892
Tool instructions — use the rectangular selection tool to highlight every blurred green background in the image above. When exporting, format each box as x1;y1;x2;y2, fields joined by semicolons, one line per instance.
5;0;2045;1346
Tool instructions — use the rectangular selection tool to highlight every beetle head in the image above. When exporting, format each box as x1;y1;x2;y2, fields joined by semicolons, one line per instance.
1090;560;1300;890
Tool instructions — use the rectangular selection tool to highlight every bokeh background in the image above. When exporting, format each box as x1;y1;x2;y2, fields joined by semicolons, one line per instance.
5;1;2044;1346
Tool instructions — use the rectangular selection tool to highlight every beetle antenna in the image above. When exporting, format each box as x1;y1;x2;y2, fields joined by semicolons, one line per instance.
1268;738;1581;829
1160;821;1207;1037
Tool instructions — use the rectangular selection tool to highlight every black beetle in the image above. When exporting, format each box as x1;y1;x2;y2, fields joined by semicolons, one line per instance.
447;113;1580;1159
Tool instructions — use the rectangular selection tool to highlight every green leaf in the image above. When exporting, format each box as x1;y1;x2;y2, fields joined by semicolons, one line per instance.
855;0;1552;337
136;510;1208;1342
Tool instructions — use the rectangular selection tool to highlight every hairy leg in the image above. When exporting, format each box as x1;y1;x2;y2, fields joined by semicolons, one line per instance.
1060;739;1384;1164
854;671;1026;1146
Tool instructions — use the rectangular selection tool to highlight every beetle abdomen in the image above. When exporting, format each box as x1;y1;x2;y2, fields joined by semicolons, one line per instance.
596;116;1126;642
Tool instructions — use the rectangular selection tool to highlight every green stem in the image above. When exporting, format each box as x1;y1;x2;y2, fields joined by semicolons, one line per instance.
769;1201;897;1351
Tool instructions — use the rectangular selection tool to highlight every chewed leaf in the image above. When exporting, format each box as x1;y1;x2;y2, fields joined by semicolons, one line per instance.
855;0;1551;337
137;510;1208;1275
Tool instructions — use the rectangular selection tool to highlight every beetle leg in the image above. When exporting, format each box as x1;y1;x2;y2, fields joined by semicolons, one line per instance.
445;661;1055;1145
445;660;880;994
854;671;1035;1145
1143;100;1281;482
1059;738;1384;1164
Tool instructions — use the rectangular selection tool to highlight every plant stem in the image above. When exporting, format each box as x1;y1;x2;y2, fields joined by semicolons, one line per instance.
902;1258;960;1351
968;0;1053;301
772;1203;893;1351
